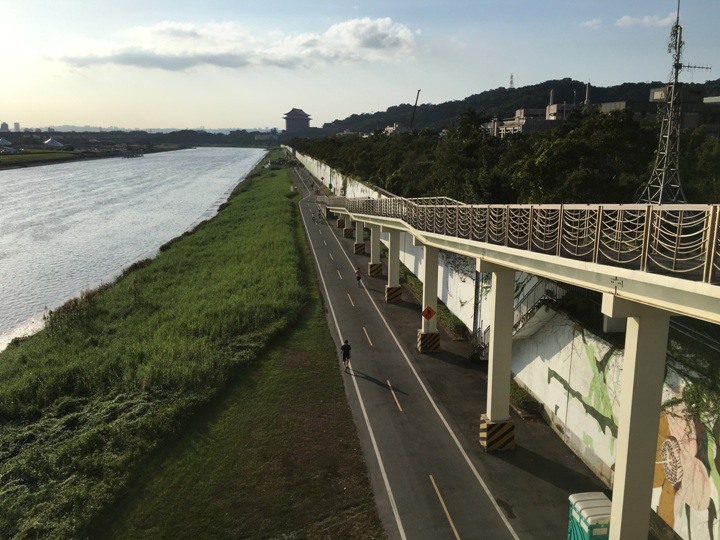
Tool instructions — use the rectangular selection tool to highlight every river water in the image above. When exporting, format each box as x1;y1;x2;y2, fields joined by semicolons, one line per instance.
0;147;266;349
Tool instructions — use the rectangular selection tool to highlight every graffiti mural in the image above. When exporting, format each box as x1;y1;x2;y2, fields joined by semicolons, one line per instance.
653;379;720;540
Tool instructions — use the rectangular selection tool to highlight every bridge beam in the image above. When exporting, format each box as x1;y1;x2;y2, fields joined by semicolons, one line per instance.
367;225;382;276
384;228;402;303
601;294;671;540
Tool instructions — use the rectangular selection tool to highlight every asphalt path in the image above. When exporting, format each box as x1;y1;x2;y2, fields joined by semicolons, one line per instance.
292;169;606;540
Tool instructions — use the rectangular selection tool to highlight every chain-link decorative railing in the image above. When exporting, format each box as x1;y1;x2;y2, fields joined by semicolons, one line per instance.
321;196;720;284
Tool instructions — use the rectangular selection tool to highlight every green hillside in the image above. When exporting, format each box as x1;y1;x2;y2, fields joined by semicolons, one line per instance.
320;77;720;134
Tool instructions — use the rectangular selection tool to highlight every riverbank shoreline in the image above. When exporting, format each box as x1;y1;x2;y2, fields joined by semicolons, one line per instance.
0;149;381;538
0;147;184;171
0;148;268;353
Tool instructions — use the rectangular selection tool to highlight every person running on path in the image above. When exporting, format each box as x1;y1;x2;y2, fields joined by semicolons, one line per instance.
355;266;362;287
340;339;352;372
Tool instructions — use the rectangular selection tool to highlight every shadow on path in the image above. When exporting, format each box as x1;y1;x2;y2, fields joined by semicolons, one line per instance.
349;368;409;396
493;445;608;495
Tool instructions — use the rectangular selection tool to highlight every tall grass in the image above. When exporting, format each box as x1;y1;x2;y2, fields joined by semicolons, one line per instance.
0;155;308;537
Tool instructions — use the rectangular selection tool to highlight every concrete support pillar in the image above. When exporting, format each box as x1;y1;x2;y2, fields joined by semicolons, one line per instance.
343;216;354;238
415;238;440;351
354;221;365;253
478;260;515;422
367;225;382;275
601;294;671;540
384;228;402;303
419;242;438;334
477;260;515;451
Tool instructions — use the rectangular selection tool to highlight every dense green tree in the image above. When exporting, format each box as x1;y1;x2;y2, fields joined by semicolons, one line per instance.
680;127;720;203
293;107;718;205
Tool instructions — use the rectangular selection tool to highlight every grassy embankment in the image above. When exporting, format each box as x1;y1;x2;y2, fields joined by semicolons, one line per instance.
0;155;383;538
0;149;79;167
0;145;184;169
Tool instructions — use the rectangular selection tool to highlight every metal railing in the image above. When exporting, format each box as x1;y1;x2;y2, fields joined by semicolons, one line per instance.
322;196;720;285
513;279;566;333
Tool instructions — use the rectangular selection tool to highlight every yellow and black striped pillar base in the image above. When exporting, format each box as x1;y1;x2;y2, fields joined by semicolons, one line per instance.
479;414;515;452
385;285;402;303
343;228;354;238
354;242;365;254
368;263;383;276
417;330;440;352
337;219;345;228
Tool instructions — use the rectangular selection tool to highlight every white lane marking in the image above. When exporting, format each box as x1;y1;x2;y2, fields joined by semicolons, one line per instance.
336;269;343;280
298;196;407;540
387;380;403;412
363;326;373;346
329;253;334;261
328;213;520;540
430;475;461;540
347;293;355;307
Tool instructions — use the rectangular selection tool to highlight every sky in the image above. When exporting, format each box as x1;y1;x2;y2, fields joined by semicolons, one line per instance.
2;1;719;131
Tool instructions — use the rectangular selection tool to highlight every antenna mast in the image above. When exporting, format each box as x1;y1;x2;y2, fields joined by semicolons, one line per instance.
638;0;711;204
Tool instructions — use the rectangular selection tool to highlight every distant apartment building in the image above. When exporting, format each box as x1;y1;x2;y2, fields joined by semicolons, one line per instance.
650;85;720;133
598;100;657;121
482;86;584;137
13;122;20;132
481;82;720;138
0;122;8;132
599;85;720;135
283;108;311;133
482;108;559;138
383;122;409;135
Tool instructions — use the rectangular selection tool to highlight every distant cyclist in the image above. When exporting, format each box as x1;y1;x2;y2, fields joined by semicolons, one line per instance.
311;212;316;223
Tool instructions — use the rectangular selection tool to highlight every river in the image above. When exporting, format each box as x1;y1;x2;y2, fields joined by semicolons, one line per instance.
0;146;267;349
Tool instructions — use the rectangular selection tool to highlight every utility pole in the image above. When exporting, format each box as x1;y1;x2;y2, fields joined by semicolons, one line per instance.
638;0;710;204
409;89;421;132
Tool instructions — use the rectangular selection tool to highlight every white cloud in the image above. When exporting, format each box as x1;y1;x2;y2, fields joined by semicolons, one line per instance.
58;17;415;71
580;18;602;29
615;12;675;28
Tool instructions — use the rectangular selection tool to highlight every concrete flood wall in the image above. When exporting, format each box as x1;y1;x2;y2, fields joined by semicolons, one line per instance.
293;150;720;540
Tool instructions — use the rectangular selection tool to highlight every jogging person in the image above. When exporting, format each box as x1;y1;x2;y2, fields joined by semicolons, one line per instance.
340;339;351;372
355;267;362;287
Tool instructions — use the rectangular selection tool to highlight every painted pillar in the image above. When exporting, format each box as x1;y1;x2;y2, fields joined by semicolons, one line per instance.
353;221;365;253
367;225;382;275
343;216;354;238
477;260;516;451
414;237;439;351
384;228;402;303
601;294;671;540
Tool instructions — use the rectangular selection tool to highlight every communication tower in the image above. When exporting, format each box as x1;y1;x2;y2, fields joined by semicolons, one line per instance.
638;0;710;204
509;73;515;89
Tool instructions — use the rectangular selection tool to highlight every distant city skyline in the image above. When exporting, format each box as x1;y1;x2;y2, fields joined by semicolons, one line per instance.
2;1;718;131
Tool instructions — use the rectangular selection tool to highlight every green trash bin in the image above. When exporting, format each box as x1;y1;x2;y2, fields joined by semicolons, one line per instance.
567;492;611;539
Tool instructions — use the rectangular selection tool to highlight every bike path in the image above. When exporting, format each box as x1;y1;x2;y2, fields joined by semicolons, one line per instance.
293;169;606;539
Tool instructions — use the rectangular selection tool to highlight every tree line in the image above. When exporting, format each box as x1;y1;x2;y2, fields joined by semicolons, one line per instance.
291;108;720;204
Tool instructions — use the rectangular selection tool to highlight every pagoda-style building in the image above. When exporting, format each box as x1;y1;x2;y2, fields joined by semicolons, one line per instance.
284;108;311;133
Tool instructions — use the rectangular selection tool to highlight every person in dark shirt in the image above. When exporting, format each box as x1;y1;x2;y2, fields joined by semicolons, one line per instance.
340;339;351;372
